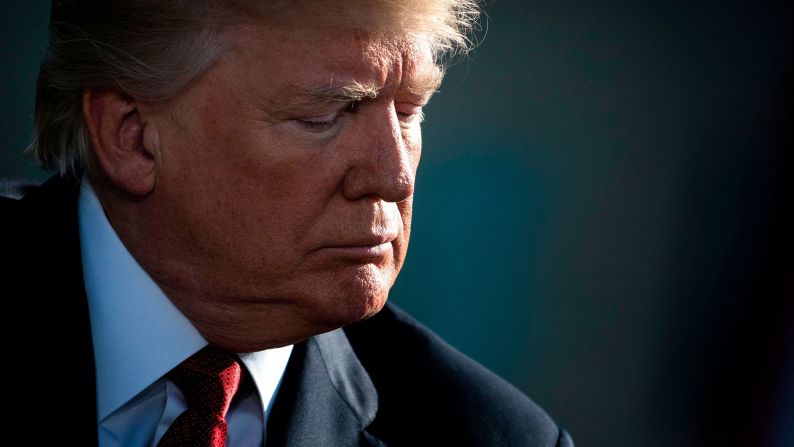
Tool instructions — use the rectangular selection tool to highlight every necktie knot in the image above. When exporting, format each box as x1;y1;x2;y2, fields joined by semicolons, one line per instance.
158;345;244;447
169;345;242;417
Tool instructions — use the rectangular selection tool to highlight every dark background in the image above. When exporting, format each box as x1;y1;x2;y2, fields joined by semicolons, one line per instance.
2;2;792;446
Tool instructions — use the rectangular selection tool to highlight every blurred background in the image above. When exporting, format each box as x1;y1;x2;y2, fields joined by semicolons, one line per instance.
2;2;791;446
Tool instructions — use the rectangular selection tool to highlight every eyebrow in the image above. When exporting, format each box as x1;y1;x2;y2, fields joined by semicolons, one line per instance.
308;81;381;103
305;64;445;104
405;64;445;100
261;64;445;117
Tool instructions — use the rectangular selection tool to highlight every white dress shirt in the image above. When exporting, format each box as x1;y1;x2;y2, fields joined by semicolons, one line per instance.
78;178;293;447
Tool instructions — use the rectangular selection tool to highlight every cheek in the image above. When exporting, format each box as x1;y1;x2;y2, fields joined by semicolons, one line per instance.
157;124;337;262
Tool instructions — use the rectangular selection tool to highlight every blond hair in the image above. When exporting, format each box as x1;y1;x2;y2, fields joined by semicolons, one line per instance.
31;0;481;174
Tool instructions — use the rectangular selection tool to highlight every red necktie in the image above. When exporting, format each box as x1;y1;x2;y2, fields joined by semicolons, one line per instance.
157;345;243;447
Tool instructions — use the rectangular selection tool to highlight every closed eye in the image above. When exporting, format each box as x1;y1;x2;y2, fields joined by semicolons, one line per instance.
295;101;359;133
397;104;425;124
297;113;341;132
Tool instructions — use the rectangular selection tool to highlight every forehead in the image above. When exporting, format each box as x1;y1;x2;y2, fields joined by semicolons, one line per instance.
223;22;437;93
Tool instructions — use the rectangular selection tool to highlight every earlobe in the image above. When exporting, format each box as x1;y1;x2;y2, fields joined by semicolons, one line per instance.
82;89;157;195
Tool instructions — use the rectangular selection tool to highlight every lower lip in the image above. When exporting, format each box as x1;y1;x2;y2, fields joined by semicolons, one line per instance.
323;242;393;259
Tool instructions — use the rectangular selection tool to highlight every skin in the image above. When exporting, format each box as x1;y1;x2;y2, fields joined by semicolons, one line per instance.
83;21;442;352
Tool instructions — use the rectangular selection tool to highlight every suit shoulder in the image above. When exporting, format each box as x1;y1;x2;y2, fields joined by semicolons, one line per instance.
345;303;571;446
0;175;79;223
0;178;29;223
0;175;83;285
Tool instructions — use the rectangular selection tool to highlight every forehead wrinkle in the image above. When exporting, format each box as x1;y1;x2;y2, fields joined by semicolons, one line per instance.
257;40;441;117
307;56;444;105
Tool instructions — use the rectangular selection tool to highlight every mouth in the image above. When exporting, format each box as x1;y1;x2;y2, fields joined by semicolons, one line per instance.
324;242;392;259
318;232;398;260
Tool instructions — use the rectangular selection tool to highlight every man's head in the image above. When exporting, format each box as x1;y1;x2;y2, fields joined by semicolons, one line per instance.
34;0;479;351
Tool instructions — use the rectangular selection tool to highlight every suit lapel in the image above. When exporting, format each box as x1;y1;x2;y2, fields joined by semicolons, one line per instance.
266;329;385;446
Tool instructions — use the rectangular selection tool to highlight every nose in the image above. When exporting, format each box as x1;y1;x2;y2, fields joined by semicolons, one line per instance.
341;106;417;203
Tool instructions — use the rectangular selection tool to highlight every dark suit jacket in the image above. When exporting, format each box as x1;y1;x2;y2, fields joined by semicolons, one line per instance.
1;175;573;446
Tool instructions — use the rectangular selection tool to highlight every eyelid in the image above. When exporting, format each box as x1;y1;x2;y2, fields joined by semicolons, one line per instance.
292;101;356;135
300;100;358;121
398;104;424;114
396;103;425;123
301;110;339;123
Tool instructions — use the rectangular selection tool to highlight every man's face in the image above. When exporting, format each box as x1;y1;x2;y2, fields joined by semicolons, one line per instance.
140;21;439;342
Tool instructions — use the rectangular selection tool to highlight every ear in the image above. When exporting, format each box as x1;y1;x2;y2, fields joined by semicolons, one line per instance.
82;89;157;195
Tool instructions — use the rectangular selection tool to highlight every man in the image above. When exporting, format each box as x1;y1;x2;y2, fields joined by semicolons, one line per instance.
2;1;572;445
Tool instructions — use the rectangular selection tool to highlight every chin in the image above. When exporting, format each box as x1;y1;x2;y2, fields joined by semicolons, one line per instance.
325;287;389;328
324;264;397;316
313;267;393;328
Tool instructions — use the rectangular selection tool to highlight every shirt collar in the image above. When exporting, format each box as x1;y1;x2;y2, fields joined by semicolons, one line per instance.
78;178;292;422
